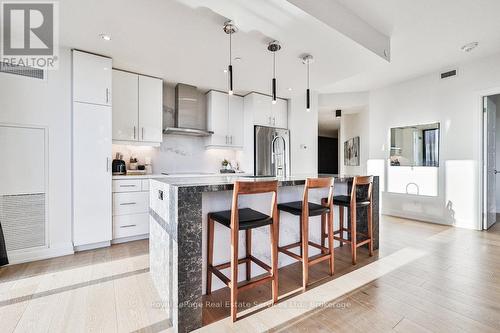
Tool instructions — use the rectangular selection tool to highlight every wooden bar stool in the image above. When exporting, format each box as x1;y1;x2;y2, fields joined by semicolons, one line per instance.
277;178;335;290
206;180;279;322
323;176;374;265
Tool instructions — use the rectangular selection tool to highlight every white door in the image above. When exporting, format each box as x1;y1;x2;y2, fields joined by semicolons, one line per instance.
73;102;112;246
112;70;139;141
72;50;112;106
484;96;497;229
229;95;244;147
138;75;163;143
207;90;229;146
272;98;288;129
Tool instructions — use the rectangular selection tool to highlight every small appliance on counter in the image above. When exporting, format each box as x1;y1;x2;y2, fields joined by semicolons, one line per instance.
144;156;153;174
112;153;126;175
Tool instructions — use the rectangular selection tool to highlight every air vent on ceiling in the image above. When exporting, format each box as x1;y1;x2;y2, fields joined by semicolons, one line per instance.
0;62;45;80
440;69;458;80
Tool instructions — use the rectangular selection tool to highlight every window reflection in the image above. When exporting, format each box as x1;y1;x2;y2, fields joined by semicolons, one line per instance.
390;123;440;167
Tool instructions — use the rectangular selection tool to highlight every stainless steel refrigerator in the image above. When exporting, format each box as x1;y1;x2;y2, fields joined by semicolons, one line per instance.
254;125;290;177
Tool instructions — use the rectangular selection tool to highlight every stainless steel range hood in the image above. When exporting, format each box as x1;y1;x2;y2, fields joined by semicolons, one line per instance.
163;83;213;136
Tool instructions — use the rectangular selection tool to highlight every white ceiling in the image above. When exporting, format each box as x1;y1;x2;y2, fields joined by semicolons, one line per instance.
325;0;500;92
59;0;387;98
59;0;500;98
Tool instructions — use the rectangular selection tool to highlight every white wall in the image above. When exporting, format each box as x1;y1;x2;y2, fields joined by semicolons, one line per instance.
0;48;74;261
318;129;338;138
288;91;319;175
319;91;369;109
368;53;500;229
339;107;369;175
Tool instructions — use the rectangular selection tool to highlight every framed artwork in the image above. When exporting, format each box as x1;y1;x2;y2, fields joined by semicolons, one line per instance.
344;136;360;166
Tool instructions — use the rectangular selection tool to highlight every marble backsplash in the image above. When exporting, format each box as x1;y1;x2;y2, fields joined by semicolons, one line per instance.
112;135;239;174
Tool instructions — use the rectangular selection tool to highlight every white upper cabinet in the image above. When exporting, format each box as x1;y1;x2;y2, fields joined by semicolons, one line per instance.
272;98;288;129
206;90;243;148
112;70;163;144
139;75;163;143
251;93;273;126
206;90;228;147
228;95;244;147
247;92;288;128
112;70;138;141
73;50;112;106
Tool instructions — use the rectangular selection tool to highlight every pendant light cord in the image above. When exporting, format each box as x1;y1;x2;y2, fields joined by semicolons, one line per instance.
273;52;276;78
307;61;310;89
229;31;232;66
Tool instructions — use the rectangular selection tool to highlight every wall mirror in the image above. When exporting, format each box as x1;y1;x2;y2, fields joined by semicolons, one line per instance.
390;123;440;167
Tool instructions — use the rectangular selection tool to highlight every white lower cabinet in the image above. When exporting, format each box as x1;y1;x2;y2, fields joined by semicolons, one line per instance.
113;192;149;215
112;178;150;242
113;213;149;239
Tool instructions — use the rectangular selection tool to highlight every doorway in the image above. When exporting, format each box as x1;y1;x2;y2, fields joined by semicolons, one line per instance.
318;136;339;174
483;94;500;230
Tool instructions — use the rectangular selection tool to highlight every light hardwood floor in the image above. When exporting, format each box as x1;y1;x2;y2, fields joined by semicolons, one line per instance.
269;217;500;333
0;240;169;333
1;217;499;333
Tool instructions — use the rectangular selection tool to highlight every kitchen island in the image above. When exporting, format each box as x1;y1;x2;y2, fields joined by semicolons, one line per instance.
149;175;379;332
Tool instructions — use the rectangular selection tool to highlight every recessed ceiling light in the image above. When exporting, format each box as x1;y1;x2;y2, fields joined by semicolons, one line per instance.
99;33;111;41
461;41;478;52
223;69;228;73
288;87;293;91
234;57;242;62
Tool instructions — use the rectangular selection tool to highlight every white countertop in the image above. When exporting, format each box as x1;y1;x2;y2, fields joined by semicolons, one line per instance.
112;172;250;180
112;174;168;180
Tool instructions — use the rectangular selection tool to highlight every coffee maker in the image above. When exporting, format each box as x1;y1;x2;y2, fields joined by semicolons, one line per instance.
112;153;126;175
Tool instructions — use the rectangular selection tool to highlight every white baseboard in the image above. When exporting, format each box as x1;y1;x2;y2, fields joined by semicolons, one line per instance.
5;236;150;265
111;234;148;244
7;243;74;265
74;240;111;252
382;209;480;230
382;209;450;225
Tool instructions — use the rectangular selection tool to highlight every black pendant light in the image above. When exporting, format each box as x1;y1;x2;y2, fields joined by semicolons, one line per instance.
223;21;237;95
336;109;342;118
302;54;314;112
268;41;281;104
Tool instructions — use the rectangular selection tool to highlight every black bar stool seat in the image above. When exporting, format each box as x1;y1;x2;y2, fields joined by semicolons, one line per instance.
333;195;370;207
208;208;272;230
278;201;330;216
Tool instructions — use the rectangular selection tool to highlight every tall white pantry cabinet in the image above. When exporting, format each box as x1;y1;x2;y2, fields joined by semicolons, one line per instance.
72;50;113;249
